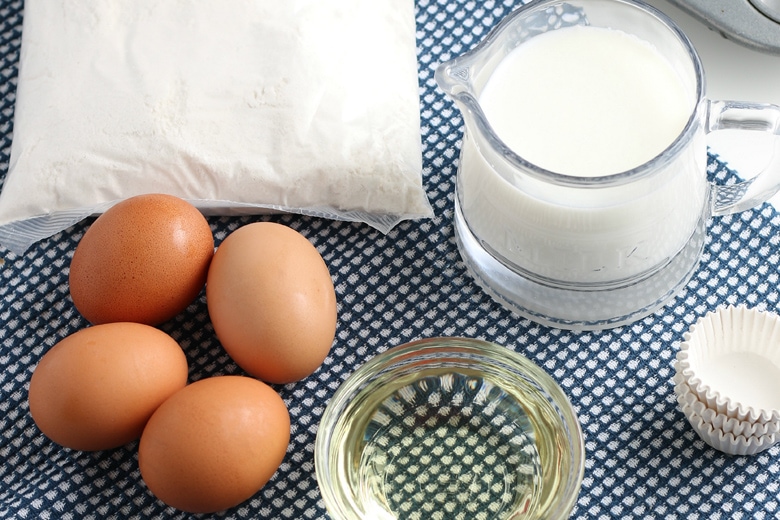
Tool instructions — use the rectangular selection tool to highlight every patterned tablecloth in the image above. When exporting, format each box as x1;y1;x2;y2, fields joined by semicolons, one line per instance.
2;0;780;518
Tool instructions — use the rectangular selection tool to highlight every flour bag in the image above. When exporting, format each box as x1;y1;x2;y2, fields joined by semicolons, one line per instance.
0;0;432;254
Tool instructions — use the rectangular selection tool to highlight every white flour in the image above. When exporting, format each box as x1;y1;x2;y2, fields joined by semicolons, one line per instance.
0;0;432;254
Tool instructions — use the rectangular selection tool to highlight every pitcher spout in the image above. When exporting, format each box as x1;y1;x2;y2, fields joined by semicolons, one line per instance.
435;2;589;103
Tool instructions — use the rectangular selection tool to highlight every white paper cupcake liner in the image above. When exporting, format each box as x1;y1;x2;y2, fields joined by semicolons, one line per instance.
675;305;780;424
685;411;778;456
672;367;780;428
672;370;735;417
674;380;780;438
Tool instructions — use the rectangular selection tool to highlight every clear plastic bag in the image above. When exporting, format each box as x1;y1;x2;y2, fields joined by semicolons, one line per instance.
0;0;433;255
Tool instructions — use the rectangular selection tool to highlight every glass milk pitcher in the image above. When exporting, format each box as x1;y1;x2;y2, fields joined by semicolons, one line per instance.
436;0;780;330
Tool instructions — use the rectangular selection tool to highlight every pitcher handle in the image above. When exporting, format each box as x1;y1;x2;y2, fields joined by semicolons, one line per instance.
707;100;780;217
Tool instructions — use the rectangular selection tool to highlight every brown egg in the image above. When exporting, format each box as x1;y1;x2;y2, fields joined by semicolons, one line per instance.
28;322;189;451
69;193;214;326
138;375;290;513
206;222;337;384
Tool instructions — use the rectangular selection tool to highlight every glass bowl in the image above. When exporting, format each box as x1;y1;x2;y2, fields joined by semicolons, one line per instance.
314;337;585;519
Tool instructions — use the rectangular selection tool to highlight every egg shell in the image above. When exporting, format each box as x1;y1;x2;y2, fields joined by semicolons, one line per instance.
206;222;337;383
28;322;189;451
138;375;290;514
69;193;214;326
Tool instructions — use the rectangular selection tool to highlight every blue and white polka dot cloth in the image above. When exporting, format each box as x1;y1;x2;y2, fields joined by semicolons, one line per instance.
2;0;780;518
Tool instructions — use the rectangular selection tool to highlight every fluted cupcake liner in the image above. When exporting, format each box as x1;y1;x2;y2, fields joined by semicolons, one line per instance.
687;412;778;456
675;305;780;425
675;380;780;438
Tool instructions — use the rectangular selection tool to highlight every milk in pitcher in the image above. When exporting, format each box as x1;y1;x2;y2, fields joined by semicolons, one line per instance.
458;24;708;284
481;25;690;176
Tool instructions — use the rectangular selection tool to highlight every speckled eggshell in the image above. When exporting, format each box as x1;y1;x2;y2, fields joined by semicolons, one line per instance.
28;322;189;451
206;222;337;384
138;375;290;514
68;193;214;326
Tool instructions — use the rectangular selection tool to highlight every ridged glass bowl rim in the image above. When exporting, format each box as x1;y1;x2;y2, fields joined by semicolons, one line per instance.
314;336;586;519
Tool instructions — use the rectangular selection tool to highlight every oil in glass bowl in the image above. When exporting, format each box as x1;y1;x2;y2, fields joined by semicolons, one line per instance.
315;338;585;520
356;369;544;519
